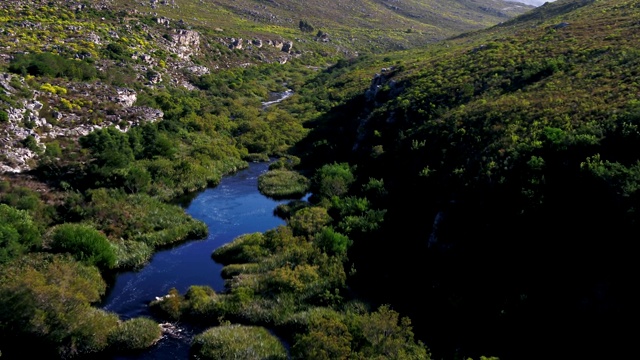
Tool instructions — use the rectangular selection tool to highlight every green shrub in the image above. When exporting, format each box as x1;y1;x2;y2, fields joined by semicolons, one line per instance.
274;200;310;219
0;110;8;123
0;254;116;357
85;189;208;247
112;240;153;269
21;135;41;153
0;204;41;264
313;162;355;199
184;285;218;318
288;207;332;236
314;227;351;256
212;232;267;264
108;317;161;351
243;153;270;162
291;310;352;360
103;42;131;61
258;170;309;199
49;223;116;269
191;325;287;360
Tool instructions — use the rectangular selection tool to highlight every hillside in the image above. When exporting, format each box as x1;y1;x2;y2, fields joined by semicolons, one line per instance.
281;0;637;358
114;0;534;53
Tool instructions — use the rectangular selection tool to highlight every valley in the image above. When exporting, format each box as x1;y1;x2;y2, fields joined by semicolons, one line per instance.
2;0;634;359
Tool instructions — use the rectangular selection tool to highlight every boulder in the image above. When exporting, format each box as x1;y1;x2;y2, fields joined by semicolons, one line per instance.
282;41;293;53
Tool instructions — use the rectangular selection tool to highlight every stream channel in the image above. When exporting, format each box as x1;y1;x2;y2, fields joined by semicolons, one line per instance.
101;161;293;359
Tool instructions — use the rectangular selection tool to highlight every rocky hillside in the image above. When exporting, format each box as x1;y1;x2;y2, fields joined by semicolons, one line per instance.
0;0;534;174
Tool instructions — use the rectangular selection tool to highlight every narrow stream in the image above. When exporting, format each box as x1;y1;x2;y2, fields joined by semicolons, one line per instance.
101;162;289;359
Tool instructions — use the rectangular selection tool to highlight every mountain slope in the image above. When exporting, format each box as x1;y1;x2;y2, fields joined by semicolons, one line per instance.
284;0;640;358
113;0;534;53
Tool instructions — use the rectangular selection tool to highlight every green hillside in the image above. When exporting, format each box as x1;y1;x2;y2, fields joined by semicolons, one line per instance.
113;0;533;53
283;0;637;358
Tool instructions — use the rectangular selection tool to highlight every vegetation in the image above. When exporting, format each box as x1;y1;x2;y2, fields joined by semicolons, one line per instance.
271;1;640;358
191;324;287;360
257;169;309;199
8;53;97;80
0;204;41;263
4;0;637;359
108;317;162;351
49;223;116;269
0;254;117;358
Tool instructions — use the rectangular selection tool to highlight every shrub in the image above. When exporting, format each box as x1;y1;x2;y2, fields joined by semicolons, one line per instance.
112;240;153;269
274;200;310;219
108;317;161;351
149;288;184;320
104;42;131;61
0;110;8;123
291;310;352;360
184;285;218;319
212;232;267;264
21;135;41;153
0;254;116;357
313;162;355;199
8;52;97;80
221;263;260;279
0;204;41;263
314;227;351;256
258;170;309;199
191;325;287;360
288;207;332;236
49;223;116;269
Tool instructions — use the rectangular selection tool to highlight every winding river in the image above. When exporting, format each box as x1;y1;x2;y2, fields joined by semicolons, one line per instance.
101;161;289;359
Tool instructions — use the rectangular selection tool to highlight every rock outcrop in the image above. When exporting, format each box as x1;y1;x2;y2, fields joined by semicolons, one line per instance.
170;29;200;59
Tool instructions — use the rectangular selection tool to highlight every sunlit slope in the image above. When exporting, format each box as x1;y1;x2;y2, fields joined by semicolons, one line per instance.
113;0;534;53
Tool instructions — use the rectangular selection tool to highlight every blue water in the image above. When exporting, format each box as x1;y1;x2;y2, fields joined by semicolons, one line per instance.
101;162;289;359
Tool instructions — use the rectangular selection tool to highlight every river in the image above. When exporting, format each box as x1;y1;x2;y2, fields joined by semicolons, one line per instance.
101;162;289;359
